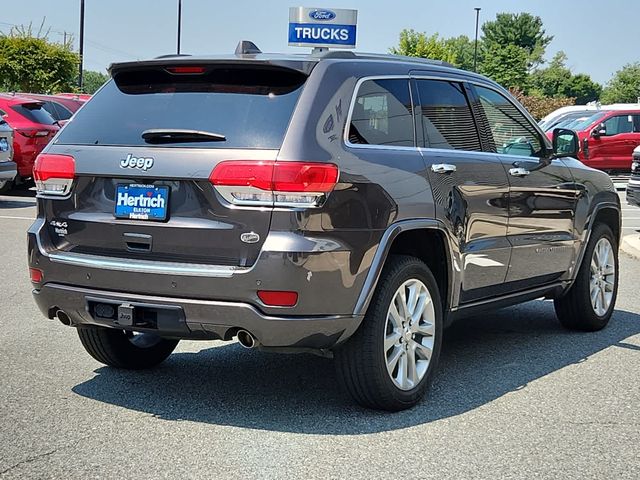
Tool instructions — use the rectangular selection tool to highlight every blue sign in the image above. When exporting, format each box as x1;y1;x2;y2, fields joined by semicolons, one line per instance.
289;7;357;49
114;184;170;221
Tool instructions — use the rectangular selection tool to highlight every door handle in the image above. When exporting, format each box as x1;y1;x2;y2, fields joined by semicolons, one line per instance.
509;167;530;177
431;163;457;174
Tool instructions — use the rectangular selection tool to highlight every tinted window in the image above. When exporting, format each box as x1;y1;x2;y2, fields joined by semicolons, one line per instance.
571;112;608;131
11;103;56;125
417;80;481;151
475;86;543;157
56;65;307;148
47;101;73;121
602;114;640;135
348;79;414;147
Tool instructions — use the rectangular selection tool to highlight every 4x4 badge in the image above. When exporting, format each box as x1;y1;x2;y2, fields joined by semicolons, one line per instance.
120;154;154;171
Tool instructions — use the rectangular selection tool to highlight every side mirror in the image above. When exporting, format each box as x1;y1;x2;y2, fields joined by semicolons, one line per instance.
552;128;579;158
591;123;606;138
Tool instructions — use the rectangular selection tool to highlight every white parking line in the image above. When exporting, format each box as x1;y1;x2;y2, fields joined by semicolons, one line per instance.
0;215;34;220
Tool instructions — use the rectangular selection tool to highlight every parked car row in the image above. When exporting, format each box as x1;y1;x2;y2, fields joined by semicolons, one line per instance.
541;104;640;173
0;92;88;193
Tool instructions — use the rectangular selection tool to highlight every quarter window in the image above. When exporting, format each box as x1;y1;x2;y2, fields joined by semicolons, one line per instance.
475;86;543;157
348;79;414;147
416;80;481;151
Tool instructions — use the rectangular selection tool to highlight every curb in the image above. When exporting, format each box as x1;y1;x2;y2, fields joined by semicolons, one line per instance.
621;234;640;259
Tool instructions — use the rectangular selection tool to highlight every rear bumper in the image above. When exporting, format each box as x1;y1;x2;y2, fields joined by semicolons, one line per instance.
0;161;17;180
32;283;362;348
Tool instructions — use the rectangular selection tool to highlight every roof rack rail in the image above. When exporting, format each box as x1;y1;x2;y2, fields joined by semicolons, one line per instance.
154;53;192;59
317;50;454;68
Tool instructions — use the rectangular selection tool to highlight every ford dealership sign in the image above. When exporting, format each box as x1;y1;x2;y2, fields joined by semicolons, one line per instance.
289;7;357;49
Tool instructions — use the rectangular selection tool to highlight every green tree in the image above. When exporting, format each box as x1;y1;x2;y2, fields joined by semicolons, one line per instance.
530;51;601;103
561;74;602;104
81;70;109;94
481;44;529;90
482;13;553;69
0;26;78;93
390;30;456;64
601;63;640;104
443;35;482;71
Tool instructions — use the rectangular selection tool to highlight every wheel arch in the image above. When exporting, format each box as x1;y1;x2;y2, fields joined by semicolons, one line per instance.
353;220;456;321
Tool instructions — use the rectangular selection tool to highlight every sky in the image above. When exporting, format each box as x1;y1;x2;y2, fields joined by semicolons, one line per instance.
1;0;638;85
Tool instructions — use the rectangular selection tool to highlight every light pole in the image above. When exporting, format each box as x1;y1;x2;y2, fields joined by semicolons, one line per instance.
78;0;85;90
177;0;182;54
473;7;481;72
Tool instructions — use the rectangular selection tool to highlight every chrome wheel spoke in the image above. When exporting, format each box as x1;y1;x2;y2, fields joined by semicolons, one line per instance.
385;331;401;352
386;347;403;375
589;238;616;317
412;339;432;361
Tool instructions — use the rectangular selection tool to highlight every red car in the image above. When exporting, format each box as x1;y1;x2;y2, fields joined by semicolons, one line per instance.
0;94;59;192
55;93;91;109
547;109;640;172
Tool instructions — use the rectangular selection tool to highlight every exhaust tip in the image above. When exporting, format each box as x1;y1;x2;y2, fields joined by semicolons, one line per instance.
55;310;71;325
236;329;257;349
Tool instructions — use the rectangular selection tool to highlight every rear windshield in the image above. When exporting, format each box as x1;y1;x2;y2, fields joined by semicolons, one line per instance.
56;65;307;149
11;103;56;125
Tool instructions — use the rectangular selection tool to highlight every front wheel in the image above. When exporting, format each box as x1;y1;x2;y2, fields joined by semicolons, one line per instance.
77;326;179;369
554;223;619;331
335;255;443;411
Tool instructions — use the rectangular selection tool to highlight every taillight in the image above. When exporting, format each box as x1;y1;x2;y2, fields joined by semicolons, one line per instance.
209;161;339;207
17;128;50;138
33;153;75;196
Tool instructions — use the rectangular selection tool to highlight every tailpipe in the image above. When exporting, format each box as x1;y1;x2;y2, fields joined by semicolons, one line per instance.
236;329;258;349
55;310;71;325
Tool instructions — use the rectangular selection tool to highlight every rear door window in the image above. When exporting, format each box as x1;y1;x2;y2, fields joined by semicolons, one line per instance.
56;65;307;149
415;79;481;151
348;79;415;147
602;114;640;135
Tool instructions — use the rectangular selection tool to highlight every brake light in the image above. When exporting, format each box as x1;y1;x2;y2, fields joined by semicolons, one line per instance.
33;153;75;196
166;66;206;74
209;161;338;207
257;290;298;307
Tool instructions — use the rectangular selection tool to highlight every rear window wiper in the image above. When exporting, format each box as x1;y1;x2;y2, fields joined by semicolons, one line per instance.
141;129;226;144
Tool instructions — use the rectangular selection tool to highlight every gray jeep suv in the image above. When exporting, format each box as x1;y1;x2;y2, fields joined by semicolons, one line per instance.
28;47;621;410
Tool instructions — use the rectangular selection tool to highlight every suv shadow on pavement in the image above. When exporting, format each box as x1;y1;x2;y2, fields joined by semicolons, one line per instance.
72;300;640;435
0;184;36;209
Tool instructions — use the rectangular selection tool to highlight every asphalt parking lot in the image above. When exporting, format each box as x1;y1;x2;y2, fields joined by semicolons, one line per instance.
0;187;639;479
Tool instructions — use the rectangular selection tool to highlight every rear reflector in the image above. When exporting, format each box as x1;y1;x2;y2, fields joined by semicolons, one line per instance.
257;290;298;307
29;268;43;283
33;153;75;196
210;161;338;207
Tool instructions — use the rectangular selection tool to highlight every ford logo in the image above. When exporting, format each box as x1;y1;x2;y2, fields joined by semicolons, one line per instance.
309;9;336;21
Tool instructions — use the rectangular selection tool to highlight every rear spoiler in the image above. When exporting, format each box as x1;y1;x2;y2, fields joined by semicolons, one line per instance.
109;56;318;78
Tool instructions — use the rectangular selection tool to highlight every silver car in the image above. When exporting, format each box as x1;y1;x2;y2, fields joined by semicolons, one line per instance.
0;119;16;194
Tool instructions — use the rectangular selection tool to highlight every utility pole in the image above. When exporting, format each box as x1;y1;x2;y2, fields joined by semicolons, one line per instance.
177;0;182;54
79;0;85;90
473;7;481;72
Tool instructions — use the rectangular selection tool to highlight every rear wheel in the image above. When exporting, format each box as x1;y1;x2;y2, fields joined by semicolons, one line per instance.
335;255;443;411
77;326;179;369
554;223;618;331
0;179;13;194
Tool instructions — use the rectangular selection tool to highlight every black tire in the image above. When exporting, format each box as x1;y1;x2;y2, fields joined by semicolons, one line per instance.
554;223;619;331
77;326;179;369
335;255;443;411
0;179;14;194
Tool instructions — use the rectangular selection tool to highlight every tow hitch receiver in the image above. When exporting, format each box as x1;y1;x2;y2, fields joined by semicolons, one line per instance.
117;304;134;326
